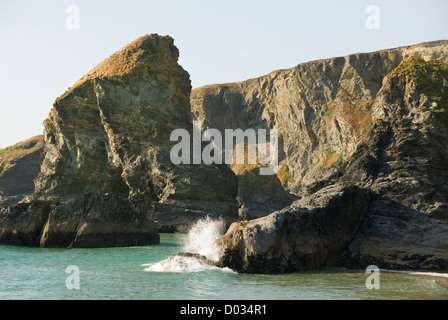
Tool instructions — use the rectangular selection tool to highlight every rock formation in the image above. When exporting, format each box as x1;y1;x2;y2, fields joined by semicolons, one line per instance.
1;34;448;274
0;34;238;247
191;41;448;195
0;135;44;205
216;41;448;272
217;184;372;273
34;34;238;234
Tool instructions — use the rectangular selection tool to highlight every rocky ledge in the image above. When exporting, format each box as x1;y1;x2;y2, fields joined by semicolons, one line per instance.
217;184;372;273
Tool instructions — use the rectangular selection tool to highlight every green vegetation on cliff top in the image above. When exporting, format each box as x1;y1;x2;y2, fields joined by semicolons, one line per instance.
0;142;21;158
395;56;448;127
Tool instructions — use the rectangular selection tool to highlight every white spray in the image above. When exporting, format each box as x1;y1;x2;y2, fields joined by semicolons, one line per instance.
143;216;234;273
182;216;225;262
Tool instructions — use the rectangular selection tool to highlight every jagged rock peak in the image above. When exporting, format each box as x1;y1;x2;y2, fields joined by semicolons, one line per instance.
71;34;183;88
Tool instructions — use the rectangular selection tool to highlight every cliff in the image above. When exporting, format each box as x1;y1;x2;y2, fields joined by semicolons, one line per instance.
215;41;448;272
0;136;44;205
33;34;238;233
0;34;238;247
191;40;448;195
1;35;447;272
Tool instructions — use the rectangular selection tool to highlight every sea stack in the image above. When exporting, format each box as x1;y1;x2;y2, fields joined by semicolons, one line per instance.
0;34;238;247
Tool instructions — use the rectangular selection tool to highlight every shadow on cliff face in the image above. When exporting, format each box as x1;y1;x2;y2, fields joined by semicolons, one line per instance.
214;189;448;274
0;193;159;248
345;196;448;271
214;57;448;273
2;37;448;261
191;86;286;172
0;136;44;205
189;86;294;221
215;183;372;274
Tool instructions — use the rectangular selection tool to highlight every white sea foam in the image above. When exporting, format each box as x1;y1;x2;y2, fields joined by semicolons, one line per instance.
143;217;236;273
380;269;448;278
143;255;215;273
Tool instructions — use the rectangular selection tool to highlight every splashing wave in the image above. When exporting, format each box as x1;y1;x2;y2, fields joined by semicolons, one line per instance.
143;217;236;273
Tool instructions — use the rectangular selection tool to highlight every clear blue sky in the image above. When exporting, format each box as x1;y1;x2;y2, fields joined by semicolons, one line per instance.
0;0;447;148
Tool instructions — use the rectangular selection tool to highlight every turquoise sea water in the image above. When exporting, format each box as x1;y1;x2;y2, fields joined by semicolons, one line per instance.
1;233;448;300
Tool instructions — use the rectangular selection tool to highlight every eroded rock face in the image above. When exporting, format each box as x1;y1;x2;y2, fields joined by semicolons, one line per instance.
0;34;238;247
217;184;371;273
0;194;159;248
0;136;44;205
339;58;448;270
36;35;188;202
216;41;448;273
235;169;295;220
34;34;238;234
345;198;448;270
1;36;448;267
0;201;51;246
39;193;159;248
191;41;448;195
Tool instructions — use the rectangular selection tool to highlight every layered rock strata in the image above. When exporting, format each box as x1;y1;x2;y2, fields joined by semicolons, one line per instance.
0;136;44;205
1;35;447;271
0;34;238;247
216;41;448;272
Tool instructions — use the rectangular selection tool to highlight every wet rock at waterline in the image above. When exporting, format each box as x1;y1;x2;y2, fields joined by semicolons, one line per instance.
217;184;372;273
0;136;44;205
0;193;159;248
